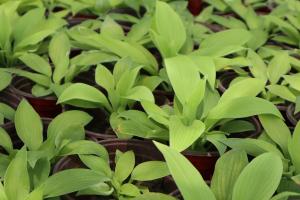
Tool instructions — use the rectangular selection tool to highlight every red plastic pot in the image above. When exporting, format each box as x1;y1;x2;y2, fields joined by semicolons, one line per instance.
183;151;219;180
54;139;181;200
10;77;62;118
188;0;203;16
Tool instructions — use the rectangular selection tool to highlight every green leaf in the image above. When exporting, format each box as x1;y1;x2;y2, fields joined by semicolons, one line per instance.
247;49;267;81
259;115;290;156
4;148;30;200
59;140;109;161
201;29;251;49
0;71;12;91
101;16;124;40
58;83;112;111
232;153;283;200
3;68;50;87
0;182;7;200
77;182;113;196
219;78;265;104
0;127;13;154
151;1;186;58
270;192;300;200
169;116;205;152
141;101;169;126
95;64;115;93
221;138;284;158
50;32;70;84
207;97;282;121
154;142;216;200
47;110;92;141
283;73;300;92
79;155;112;177
267;52;291;84
289;122;300;173
165;55;205;120
120;183;140;197
43;169;109;198
15;99;43;150
19;53;52;77
114;151;135;183
24;188;43;200
211;150;249;200
123;86;155;103
0;102;15;122
116;66;141;97
31;84;52;97
131;161;170;181
266;85;296;102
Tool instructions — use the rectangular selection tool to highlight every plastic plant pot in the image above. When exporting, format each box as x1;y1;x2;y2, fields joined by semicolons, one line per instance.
10;77;62;118
53;139;181;200
188;0;203;16
286;104;300;126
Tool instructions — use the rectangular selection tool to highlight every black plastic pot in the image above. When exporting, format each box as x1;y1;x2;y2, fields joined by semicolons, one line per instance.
54;139;181;200
286;104;300;126
10;77;62;118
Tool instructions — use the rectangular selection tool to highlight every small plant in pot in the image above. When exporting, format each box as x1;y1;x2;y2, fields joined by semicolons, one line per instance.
5;31;117;118
0;98;109;178
0;147;108;200
58;58;160;141
0;3;66;68
114;54;282;180
154;141;300;200
220;117;300;195
54;140;179;199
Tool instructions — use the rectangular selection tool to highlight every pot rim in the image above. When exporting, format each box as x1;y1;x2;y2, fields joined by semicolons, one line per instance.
10;76;57;100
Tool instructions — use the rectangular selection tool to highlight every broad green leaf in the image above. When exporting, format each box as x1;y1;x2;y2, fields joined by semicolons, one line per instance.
220;120;255;134
131;161;170;181
266;85;296;102
0;103;15;121
221;138;284;158
0;127;12;153
95;64;115;92
101;16;124;40
70;51;118;67
120;183;140;197
0;71;12;91
19;53;52;77
58;83;112;111
232;153;283;200
289;122;300;173
283;73;300;92
207;97;282;121
116;66;141;96
154;142;216;200
123;86;155;103
0;182;7;200
211;150;249;200
169;116;205;152
49;32;70;84
24;188;43;200
270;192;300;200
259;115;290;156
79;155;112;177
3;68;50;87
31;84;52;97
247;49;267;81
165;55;204;108
15;99;43;150
115;151;135;183
4;148;30;200
267;52;291;84
43;169;109;198
77;182;113;196
151;1;186;57
201;29;251;49
141;101;169;126
47;110;92;140
59;140;109;161
219;78;265;104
